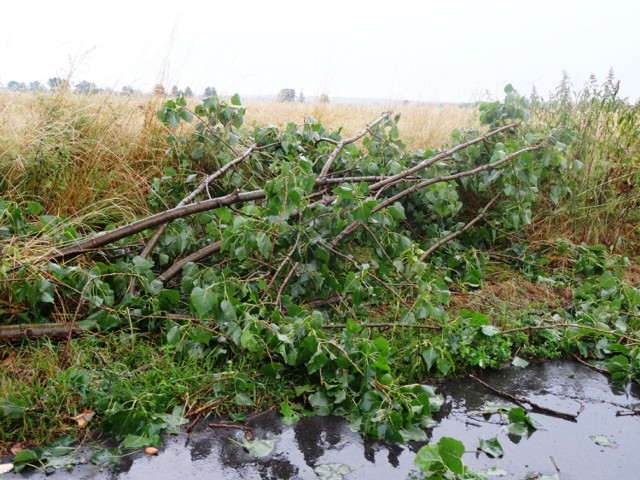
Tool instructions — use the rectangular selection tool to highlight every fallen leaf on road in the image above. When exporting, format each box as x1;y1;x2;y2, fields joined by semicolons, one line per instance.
71;410;95;428
144;447;159;455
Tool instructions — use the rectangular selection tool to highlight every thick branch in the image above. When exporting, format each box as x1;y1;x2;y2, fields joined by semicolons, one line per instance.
41;190;265;264
418;194;500;261
0;324;84;343
318;111;391;178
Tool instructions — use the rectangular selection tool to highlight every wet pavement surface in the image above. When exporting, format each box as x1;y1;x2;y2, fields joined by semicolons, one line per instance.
14;360;640;479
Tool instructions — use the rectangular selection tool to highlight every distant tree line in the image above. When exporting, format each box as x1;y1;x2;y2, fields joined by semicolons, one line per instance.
1;78;216;98
2;79;329;103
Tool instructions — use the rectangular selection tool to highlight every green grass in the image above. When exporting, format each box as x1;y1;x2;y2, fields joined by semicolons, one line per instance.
0;331;294;452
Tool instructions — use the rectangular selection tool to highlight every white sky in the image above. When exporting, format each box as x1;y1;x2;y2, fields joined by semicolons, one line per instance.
1;0;639;102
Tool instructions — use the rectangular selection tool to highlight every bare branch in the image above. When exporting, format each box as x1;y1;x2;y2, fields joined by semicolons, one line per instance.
418;194;501;261
157;241;222;283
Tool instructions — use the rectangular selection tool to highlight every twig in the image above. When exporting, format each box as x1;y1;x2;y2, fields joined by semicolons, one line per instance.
318;112;391;178
615;408;640;417
185;397;225;418
262;231;301;299
419;194;500;261
323;322;441;330
186;413;201;433
208;422;253;433
572;354;610;375
60;276;94;368
304;296;341;309
275;261;299;311
468;374;579;421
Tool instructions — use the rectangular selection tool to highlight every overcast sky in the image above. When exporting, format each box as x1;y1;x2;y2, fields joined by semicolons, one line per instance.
2;0;639;102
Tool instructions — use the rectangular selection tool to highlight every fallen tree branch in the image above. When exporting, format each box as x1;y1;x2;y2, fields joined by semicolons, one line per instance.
331;142;545;248
418;194;500;261
468;374;579;421
38;189;266;264
32;175;424;268
323;322;441;330
369;123;517;195
0;323;85;343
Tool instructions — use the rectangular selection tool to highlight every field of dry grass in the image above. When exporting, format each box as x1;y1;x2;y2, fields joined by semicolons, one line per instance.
243;100;478;151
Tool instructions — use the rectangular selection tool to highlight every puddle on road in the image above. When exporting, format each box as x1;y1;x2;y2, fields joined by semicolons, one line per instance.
17;361;640;479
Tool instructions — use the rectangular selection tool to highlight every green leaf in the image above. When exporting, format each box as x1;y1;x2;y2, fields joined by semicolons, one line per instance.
234;392;255;406
240;328;259;352
400;425;428;442
0;396;30;419
506;421;529;437
511;356;529;368
220;299;237;321
438;437;465;475
231;93;242;106
481;325;499;337
421;347;439;371
122;434;160;449
314;463;352;480
256;232;272;259
26;201;43;216
190;287;216;319
507;406;526;423
280;402;300;425
414;444;443;473
478;437;504;458
12;449;40;472
482;466;509;477
608;355;629;373
13;449;39;464
590;435;615;447
308;391;331;415
89;448;122;468
239;438;275;458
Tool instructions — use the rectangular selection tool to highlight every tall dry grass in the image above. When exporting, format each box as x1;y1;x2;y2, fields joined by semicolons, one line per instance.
0;91;167;223
528;72;640;250
243;100;478;151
